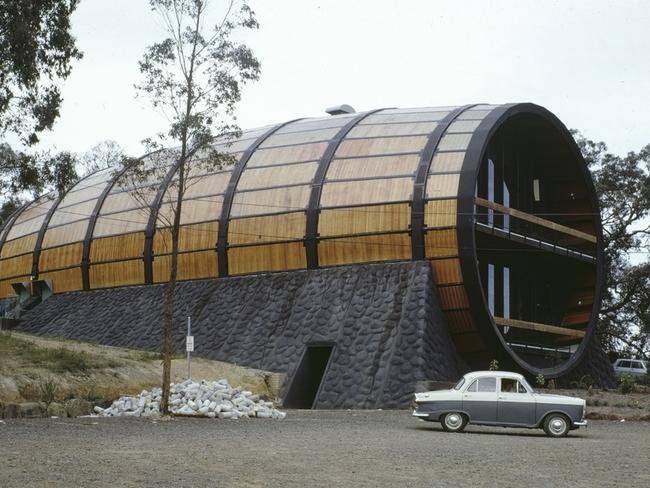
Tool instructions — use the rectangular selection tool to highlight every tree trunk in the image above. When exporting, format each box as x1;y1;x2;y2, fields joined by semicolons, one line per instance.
159;163;185;415
159;0;201;415
160;262;176;415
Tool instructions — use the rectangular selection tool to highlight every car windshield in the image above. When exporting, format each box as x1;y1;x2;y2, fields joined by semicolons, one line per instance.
520;378;535;393
453;377;466;390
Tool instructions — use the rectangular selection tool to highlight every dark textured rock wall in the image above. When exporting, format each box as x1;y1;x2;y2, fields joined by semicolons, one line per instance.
17;261;465;408
560;337;617;389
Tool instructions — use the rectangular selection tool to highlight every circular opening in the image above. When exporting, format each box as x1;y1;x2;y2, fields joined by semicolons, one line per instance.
468;109;601;375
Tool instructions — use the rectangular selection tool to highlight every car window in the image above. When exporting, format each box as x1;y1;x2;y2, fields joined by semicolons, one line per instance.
516;381;528;393
501;378;517;392
619;361;630;368
520;378;535;394
466;380;478;392
477;377;497;392
453;377;466;390
632;361;643;369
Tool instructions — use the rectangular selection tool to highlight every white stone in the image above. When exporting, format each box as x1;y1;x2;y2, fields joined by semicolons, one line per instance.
95;378;285;420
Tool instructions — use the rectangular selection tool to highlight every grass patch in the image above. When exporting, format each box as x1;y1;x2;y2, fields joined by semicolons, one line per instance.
137;351;162;361
0;332;120;373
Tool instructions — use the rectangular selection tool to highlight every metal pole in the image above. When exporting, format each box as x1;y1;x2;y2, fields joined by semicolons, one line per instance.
187;316;191;380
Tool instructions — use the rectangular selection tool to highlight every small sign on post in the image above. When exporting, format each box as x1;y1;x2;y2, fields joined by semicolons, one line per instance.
186;316;192;380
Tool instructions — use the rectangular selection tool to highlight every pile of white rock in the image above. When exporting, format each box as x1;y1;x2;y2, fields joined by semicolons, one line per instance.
94;379;286;419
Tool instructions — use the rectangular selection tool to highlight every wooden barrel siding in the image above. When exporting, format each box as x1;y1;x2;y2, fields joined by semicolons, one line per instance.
0;103;604;377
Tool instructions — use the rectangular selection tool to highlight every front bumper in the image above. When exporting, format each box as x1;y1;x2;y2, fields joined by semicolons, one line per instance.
412;410;430;418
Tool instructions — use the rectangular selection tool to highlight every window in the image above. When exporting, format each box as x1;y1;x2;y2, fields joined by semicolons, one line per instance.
619;361;631;368
533;178;541;201
503;266;511;329
466;380;478;392
501;378;517;392
477;377;497;392
503;181;510;230
487;158;494;225
453;378;466;391
501;378;528;393
488;263;495;314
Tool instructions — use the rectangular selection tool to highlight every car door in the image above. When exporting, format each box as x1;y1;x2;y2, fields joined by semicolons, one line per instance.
631;361;645;377
618;360;631;376
496;378;535;425
462;376;498;422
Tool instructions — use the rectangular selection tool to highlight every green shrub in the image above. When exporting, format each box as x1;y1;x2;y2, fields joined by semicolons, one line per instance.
38;377;59;406
535;374;545;387
488;359;499;371
619;374;636;394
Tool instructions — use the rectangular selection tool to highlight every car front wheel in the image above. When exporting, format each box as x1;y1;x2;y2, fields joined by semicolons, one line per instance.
543;414;570;437
441;412;467;433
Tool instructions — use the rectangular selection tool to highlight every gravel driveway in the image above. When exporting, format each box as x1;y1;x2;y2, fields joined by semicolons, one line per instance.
1;411;648;487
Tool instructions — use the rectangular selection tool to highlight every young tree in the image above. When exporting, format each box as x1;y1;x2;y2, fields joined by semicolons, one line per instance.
132;0;260;415
573;131;650;358
0;0;82;144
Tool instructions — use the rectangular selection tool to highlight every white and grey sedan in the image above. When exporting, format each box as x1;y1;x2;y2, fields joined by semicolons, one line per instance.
413;371;587;437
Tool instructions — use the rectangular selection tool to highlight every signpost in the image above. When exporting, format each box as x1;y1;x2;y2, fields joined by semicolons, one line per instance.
186;316;193;380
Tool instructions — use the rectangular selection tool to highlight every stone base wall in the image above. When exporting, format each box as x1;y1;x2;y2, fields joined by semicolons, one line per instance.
17;261;465;408
14;260;616;404
560;337;617;389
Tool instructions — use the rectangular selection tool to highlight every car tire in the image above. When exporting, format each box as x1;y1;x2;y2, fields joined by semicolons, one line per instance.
441;412;467;433
543;413;570;437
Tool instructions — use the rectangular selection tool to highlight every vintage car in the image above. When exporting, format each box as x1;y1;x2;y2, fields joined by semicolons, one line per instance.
413;371;587;437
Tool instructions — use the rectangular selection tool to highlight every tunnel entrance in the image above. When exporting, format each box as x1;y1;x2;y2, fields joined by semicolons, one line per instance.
283;344;334;409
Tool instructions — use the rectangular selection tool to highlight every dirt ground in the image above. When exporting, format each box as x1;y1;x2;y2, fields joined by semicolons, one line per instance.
0;411;648;488
0;332;274;403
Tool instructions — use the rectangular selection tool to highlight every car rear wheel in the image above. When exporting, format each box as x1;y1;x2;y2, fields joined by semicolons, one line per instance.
441;412;467;433
543;414;570;437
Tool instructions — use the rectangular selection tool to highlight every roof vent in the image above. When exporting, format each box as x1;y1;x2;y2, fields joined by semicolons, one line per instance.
325;104;356;116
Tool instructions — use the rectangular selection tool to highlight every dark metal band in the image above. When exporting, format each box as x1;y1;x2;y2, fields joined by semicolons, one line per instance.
143;159;183;284
305;109;385;269
81;166;133;290
410;104;477;260
31;170;100;279
216;120;301;277
456;104;522;369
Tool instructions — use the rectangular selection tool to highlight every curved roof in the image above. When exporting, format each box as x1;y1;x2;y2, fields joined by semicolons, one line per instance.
1;103;503;295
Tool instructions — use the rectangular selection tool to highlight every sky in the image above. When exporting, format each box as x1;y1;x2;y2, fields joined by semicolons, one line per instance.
32;0;650;158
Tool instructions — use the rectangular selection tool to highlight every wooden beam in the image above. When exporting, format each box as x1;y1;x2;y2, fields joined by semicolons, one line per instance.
494;316;586;338
474;197;597;244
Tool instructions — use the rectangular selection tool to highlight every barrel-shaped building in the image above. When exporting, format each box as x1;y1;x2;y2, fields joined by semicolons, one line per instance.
0;103;603;380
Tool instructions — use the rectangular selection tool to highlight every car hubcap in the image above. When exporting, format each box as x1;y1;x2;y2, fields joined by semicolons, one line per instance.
446;414;462;429
550;418;565;434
